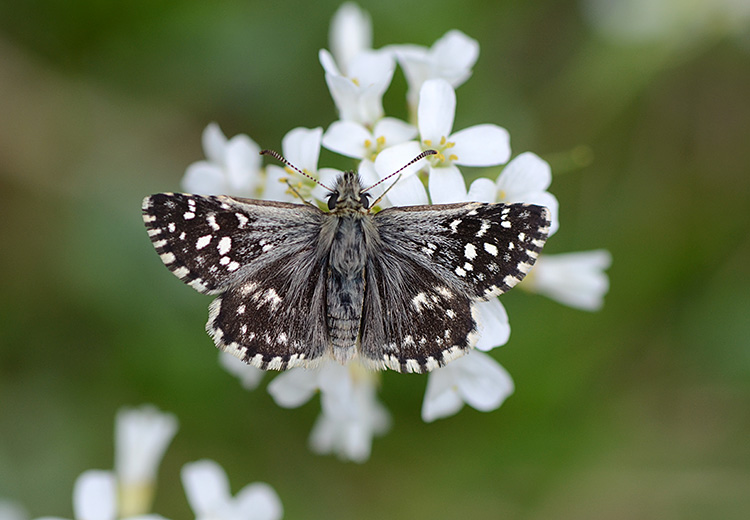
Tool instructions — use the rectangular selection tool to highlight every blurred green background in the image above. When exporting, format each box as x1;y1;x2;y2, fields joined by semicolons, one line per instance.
1;0;749;518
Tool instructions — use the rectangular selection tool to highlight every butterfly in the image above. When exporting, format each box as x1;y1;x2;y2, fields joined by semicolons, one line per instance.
142;150;550;373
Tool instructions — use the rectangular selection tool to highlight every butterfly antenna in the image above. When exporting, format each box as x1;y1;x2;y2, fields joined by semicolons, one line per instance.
260;149;333;192
361;149;437;194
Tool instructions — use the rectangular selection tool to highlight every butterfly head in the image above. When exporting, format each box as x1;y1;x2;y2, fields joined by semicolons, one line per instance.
327;171;371;213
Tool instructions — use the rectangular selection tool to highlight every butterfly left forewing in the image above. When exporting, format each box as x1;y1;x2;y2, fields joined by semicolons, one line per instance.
359;201;550;373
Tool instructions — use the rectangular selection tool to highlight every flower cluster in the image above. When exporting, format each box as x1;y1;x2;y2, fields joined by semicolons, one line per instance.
26;405;282;520
181;2;611;461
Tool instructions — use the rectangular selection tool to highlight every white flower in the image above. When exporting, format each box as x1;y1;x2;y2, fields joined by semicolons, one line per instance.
218;352;265;390
262;127;338;204
181;460;282;520
319;48;395;126
389;30;480;112
322;117;417;163
421;350;514;422
0;499;27;520
35;470;169;520
268;360;390;462
321;117;417;205
329;2;372;75
581;0;750;45
491;152;560;236
182;123;262;197
375;79;511;205
115;406;178;517
522;250;612;311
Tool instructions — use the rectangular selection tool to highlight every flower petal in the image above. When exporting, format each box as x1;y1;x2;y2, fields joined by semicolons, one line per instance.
456;352;514;412
524;250;612;311
417;79;456;143
384;173;428;207
428;164;467;204
474;298;510;351
234;483;284;520
262;164;296;203
181;460;231;517
318;48;341;76
181;162;226;195
496;152;552;195
322;120;371;159
267;368;321;408
450;124;511;166
73;470;117;520
202;123;228;165
281;127;323;173
421;368;465;422
225;134;262;194
372;117;417;146
218;352;265;390
373;142;429;206
466;177;496;203
329;2;372;75
115;405;178;486
431;30;480;87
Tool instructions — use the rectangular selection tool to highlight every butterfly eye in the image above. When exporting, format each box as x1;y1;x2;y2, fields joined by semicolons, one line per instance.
327;192;339;211
361;192;371;209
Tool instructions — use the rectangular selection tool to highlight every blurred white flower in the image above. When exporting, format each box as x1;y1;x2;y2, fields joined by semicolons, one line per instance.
268;360;390;462
182;123;263;197
0;499;28;520
581;0;750;45
181;460;283;520
34;470;169;520
115;406;178;517
389;30;479;112
219;351;265;390
329;2;372;74
522;250;612;311
319;48;395;126
422;350;514;422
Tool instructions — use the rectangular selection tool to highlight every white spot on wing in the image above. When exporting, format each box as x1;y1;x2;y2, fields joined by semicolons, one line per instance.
218;237;232;255
464;243;477;260
484;243;498;256
196;235;212;250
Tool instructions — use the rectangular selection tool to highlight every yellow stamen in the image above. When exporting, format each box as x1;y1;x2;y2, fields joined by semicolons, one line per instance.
364;139;372;149
448;154;458;162
445;141;455;148
440;136;447;145
423;139;432;147
376;136;386;146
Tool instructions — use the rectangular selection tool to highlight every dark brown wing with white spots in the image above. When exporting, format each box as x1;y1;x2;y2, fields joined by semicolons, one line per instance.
142;193;330;369
142;194;322;294
359;202;550;373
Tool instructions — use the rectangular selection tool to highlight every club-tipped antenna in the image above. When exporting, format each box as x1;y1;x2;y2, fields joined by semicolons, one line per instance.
362;149;437;193
260;149;333;192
